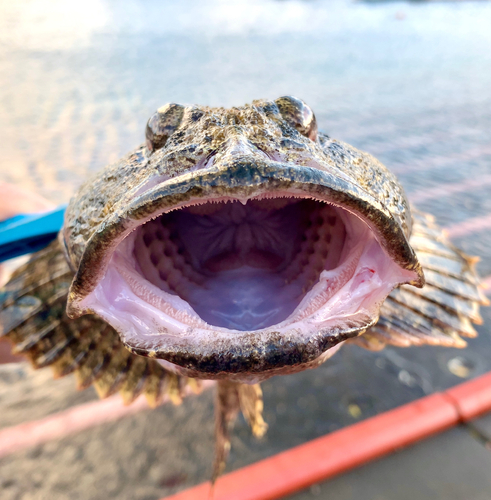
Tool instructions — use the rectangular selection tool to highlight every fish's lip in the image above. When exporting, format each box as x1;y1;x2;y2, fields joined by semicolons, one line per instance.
66;156;424;318
125;319;379;379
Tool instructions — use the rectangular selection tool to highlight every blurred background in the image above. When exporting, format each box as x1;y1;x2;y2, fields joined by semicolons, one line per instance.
1;0;491;499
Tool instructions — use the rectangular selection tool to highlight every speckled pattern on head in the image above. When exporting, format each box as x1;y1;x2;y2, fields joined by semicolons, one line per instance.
64;98;416;273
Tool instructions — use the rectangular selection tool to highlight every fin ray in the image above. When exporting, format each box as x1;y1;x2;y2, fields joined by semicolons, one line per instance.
0;240;195;406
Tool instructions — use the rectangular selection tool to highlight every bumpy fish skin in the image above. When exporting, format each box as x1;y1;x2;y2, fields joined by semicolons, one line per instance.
63;99;419;289
61;98;427;379
0;97;487;480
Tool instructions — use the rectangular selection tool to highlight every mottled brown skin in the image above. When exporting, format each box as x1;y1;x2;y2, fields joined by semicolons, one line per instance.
62;97;425;376
0;97;487;481
64;98;418;275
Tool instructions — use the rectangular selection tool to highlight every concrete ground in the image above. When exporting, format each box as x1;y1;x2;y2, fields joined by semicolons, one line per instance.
1;0;491;499
289;415;491;500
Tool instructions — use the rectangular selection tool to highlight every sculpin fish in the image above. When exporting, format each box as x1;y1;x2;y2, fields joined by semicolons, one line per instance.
1;97;487;478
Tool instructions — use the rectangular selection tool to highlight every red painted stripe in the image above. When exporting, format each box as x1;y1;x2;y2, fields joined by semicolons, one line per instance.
446;372;491;421
0;338;25;364
408;174;491;204
445;213;491;239
0;395;147;459
0;381;215;459
163;372;491;500
164;394;459;500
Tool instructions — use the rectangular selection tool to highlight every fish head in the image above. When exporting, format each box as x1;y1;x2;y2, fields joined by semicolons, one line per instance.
63;97;424;382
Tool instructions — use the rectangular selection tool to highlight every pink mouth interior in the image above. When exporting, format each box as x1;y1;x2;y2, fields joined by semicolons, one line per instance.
80;193;418;366
132;199;347;331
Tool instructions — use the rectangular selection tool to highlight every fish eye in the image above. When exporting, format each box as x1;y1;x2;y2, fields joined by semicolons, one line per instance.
275;96;318;142
145;103;185;153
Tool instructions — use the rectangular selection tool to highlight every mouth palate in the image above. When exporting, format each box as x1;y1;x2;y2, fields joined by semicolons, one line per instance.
132;197;348;331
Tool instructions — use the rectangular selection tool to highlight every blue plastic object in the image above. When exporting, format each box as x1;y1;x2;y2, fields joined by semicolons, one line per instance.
0;205;67;263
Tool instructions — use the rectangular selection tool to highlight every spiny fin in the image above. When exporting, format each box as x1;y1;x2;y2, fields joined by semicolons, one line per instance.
349;211;488;351
0;239;194;406
0;241;261;484
212;381;266;484
237;383;268;439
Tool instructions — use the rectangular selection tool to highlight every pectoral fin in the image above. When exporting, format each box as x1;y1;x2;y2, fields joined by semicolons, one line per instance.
0;240;195;407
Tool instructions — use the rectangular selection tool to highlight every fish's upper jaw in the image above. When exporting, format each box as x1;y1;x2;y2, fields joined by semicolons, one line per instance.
65;158;423;382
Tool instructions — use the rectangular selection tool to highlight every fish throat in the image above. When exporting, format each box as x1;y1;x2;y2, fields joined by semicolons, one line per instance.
132;197;348;331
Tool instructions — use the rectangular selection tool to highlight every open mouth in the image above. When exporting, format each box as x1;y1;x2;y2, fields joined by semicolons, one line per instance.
124;197;380;332
67;160;423;381
74;197;419;378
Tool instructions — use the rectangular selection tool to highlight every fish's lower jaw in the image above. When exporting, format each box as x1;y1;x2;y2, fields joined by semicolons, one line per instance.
73;192;418;381
155;341;348;384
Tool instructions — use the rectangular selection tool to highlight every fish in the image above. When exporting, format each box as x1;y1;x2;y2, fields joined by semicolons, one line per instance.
0;96;487;480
